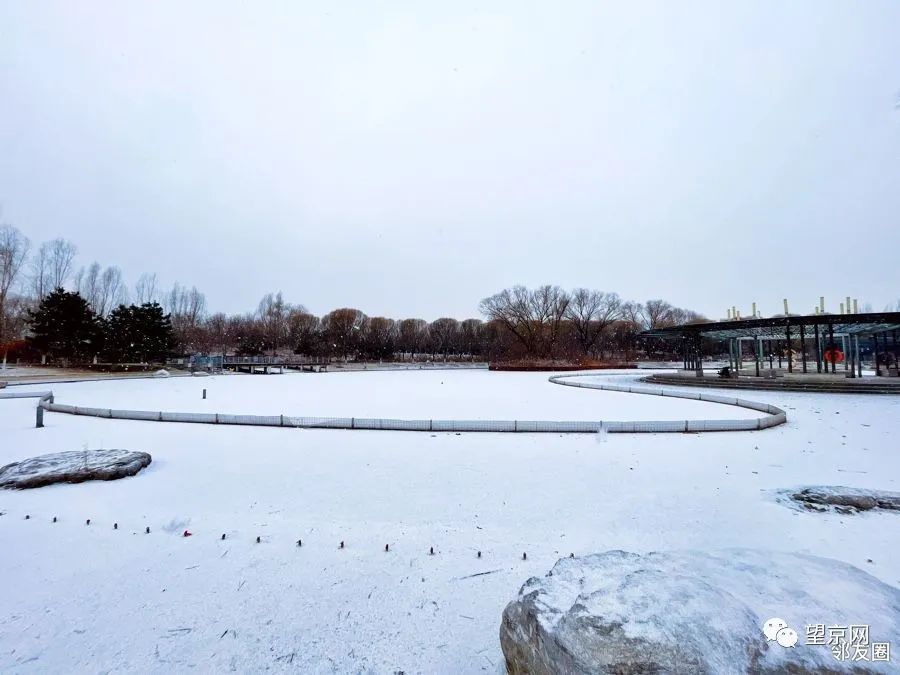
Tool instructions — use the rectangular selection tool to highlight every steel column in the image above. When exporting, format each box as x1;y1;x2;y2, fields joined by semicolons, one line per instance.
800;324;807;373
695;334;703;377
814;324;821;373
874;333;881;376
786;324;793;373
754;337;760;376
856;336;862;377
828;323;836;374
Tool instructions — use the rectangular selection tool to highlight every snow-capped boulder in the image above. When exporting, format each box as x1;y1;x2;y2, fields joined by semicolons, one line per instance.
153;369;170;378
0;450;152;489
500;549;900;674
781;486;900;514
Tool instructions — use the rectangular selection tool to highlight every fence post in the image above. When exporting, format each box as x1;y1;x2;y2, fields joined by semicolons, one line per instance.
36;405;44;428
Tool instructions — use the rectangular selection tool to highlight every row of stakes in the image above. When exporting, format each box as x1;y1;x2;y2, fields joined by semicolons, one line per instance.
22;514;577;561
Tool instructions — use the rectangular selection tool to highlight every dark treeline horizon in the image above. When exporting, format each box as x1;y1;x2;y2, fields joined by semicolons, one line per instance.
2;224;706;362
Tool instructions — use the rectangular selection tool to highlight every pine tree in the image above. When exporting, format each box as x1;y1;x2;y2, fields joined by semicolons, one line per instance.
104;302;172;362
27;288;102;361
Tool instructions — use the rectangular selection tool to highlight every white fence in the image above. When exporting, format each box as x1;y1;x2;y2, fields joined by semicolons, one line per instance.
2;374;786;433
547;374;787;431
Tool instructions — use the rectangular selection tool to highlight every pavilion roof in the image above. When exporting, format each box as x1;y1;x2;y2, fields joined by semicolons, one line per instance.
642;312;900;340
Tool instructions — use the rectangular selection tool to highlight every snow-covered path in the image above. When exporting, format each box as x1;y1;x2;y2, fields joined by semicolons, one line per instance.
1;371;898;672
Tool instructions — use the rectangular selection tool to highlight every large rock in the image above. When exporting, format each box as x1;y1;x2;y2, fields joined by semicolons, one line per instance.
500;549;900;674
0;449;151;489
783;486;900;514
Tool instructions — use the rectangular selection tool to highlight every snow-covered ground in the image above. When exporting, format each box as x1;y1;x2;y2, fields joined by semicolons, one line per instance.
0;366;65;379
9;369;760;421
1;370;898;673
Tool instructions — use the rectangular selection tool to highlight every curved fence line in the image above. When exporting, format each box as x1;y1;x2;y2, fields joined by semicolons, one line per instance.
0;390;54;428
547;373;787;431
3;374;786;433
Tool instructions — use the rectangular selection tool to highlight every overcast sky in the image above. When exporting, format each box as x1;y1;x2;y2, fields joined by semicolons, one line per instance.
2;1;898;320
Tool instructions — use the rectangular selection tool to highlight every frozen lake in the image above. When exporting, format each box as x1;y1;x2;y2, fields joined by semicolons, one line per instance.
1;370;899;672
13;369;760;421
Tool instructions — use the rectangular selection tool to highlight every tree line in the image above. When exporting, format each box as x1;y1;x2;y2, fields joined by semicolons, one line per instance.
2;223;708;364
26;288;172;364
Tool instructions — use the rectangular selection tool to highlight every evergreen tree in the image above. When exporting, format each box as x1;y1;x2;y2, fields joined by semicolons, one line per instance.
104;302;172;362
27;288;102;360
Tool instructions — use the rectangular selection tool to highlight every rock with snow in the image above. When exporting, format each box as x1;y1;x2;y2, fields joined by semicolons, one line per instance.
500;549;900;674
153;369;170;378
783;486;900;514
0;450;152;489
191;370;210;377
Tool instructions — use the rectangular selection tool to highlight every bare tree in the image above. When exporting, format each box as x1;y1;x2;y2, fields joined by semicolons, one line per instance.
459;318;485;357
166;283;206;323
397;318;429;358
74;262;102;311
669;307;706;325
97;266;127;316
49;239;76;289
530;285;570;358
258;291;299;354
30;242;50;300
0;224;31;345
134;273;160;304
321;308;366;358
288;310;321;355
480;285;570;358
566;289;621;358
201;312;230;353
428;318;460;357
2;294;32;344
166;283;207;352
228;312;267;355
644;299;675;329
480;286;539;356
620;301;646;328
362;317;397;359
75;263;127;316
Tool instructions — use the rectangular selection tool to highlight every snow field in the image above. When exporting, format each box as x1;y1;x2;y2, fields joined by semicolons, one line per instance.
12;369;762;422
1;371;898;672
